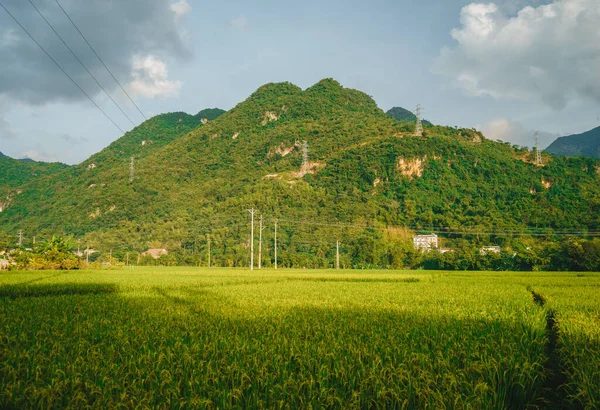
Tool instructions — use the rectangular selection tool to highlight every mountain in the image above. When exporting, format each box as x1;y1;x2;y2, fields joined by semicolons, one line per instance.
0;155;68;189
0;109;224;217
81;109;225;168
0;152;6;158
1;79;599;268
546;126;600;158
387;106;433;126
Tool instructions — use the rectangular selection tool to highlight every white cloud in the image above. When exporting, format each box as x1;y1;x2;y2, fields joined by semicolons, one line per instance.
231;16;249;32
21;150;64;163
171;0;192;20
434;0;600;110
477;118;558;148
127;55;183;98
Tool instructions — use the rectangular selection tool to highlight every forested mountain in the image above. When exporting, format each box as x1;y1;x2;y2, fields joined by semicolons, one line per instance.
387;106;433;126
546;126;600;158
0;155;68;190
1;79;599;269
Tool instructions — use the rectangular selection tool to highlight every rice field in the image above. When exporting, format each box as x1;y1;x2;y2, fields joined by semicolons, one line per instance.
0;268;598;409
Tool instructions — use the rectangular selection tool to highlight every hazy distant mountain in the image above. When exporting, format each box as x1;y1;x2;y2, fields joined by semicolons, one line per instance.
0;152;6;158
546;126;600;159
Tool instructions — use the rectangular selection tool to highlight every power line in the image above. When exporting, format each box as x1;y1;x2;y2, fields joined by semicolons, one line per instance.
53;0;148;121
0;1;125;134
27;0;136;128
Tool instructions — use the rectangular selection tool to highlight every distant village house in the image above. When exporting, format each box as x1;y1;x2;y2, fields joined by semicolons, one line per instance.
142;248;169;259
413;234;438;251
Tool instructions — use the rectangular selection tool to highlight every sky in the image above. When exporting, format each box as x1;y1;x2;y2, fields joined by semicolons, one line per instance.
0;0;599;164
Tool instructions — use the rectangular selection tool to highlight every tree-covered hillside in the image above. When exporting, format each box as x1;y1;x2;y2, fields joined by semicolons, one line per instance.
0;155;68;190
546;125;600;159
1;79;599;269
387;106;433;126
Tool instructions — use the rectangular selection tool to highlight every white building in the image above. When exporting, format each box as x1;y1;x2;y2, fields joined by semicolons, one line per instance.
480;246;501;255
413;234;438;251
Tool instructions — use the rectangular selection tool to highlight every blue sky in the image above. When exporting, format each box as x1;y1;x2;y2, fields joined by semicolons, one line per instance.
1;0;599;163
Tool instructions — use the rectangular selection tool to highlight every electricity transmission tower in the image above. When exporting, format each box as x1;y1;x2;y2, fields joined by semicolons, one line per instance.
414;104;424;136
129;157;135;183
247;209;257;270
534;132;543;166
302;140;309;172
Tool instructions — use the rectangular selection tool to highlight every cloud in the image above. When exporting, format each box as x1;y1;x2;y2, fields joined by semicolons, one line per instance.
231;16;249;32
171;0;192;20
60;133;88;144
21;149;62;162
0;0;191;106
477;118;558;148
127;55;183;98
433;0;600;109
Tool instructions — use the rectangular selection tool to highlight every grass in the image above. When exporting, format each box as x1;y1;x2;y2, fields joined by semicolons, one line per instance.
0;268;598;409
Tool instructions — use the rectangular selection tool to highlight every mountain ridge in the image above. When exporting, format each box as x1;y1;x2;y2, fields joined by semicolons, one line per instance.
1;79;599;268
546;125;600;158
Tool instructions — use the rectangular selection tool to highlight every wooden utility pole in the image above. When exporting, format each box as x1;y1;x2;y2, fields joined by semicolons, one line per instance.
247;209;256;270
86;246;89;264
18;230;23;246
207;234;211;268
336;240;340;270
274;219;278;269
258;215;263;269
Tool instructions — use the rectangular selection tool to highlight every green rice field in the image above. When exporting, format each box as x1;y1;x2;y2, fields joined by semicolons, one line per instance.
0;268;598;409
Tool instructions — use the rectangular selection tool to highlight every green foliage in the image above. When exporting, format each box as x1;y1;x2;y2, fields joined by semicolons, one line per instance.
1;269;576;408
0;79;599;270
386;106;433;126
0;155;68;191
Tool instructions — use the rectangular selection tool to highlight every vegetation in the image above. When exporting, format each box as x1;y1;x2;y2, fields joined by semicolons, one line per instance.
0;269;597;408
0;79;599;270
546;125;600;159
386;106;432;126
0;154;68;191
527;275;600;409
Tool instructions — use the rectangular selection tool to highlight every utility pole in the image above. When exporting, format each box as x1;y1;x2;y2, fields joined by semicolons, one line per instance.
126;252;129;266
336;240;340;270
86;245;89;264
18;230;23;246
247;209;256;270
258;215;263;269
414;104;423;137
78;239;81;256
535;131;543;166
274;219;278;269
129;157;135;183
207;234;211;268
